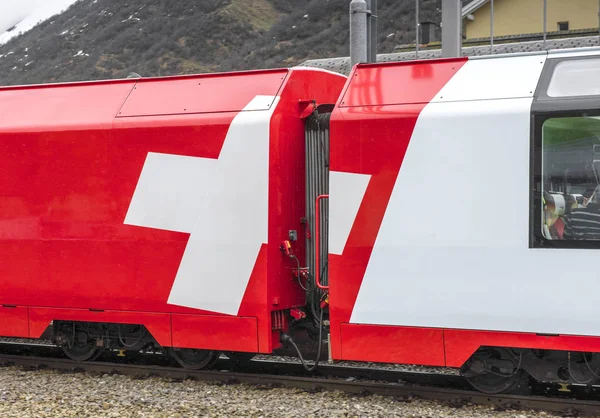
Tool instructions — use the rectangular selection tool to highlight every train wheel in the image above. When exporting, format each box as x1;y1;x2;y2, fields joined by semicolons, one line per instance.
61;339;101;362
464;369;529;394
461;348;529;394
169;348;219;370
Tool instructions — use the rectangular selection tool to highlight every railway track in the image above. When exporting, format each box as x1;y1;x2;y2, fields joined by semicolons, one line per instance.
0;343;599;416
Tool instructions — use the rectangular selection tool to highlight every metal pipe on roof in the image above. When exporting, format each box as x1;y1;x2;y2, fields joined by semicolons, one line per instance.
416;0;420;58
441;0;462;57
370;0;378;63
490;0;494;53
543;0;547;48
366;0;372;60
350;0;368;67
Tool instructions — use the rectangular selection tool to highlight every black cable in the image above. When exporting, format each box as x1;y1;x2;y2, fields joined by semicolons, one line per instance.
281;306;325;373
290;254;314;292
308;260;328;327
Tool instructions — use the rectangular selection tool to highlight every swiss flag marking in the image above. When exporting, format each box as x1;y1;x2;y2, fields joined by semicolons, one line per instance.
124;96;278;315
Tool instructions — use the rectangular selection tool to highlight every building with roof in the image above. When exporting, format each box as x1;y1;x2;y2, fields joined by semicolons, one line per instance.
463;0;600;40
300;0;600;77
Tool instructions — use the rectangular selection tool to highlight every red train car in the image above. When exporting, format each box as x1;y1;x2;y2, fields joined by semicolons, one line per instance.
0;67;346;367
5;47;600;394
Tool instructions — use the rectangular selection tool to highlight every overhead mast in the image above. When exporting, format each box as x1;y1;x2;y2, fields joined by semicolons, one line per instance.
441;0;462;58
350;0;378;67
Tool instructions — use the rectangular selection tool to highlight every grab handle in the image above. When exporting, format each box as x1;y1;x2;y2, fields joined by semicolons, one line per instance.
315;194;329;290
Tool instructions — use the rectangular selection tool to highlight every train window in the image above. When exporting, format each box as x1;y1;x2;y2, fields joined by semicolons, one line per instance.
541;116;600;241
547;58;600;98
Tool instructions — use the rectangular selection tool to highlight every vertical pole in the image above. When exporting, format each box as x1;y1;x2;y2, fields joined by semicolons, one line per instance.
366;0;372;61
350;0;368;67
490;0;494;53
598;0;599;45
370;0;378;62
543;0;547;48
415;0;420;58
441;0;462;57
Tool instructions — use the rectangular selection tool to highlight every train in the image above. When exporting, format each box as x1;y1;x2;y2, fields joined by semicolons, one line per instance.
2;45;600;395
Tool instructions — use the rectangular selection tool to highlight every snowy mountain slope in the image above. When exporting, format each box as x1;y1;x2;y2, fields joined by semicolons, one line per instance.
0;0;81;45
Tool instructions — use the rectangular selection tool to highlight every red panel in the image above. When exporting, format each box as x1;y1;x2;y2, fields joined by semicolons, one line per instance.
237;245;269;352
0;306;28;338
171;314;258;352
340;323;445;366
339;59;466;108
329;59;467;360
117;69;287;117
29;308;171;346
0;113;239;315
259;68;347;352
445;329;600;368
0;67;345;356
338;324;600;368
0;81;135;132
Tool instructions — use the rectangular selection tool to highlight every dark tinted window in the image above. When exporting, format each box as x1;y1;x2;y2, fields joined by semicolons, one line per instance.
541;116;600;241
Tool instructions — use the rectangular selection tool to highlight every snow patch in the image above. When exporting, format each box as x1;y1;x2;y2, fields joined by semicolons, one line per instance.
122;14;141;23
0;0;81;46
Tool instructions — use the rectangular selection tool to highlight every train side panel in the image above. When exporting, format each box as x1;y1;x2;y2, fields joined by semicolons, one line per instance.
0;68;346;354
327;57;468;362
329;52;600;367
0;80;137;338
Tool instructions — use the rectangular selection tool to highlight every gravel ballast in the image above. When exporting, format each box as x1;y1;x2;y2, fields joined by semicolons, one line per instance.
0;366;582;418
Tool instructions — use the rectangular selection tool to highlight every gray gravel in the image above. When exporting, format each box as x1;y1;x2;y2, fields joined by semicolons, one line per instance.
0;366;579;418
0;337;592;417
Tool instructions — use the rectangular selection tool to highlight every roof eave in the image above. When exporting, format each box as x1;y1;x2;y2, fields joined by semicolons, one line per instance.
462;0;490;18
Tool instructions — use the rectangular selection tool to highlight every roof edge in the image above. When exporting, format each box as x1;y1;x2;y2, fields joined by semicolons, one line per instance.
462;0;490;17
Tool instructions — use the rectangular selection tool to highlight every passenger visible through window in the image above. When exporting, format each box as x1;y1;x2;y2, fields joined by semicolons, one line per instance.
541;116;600;241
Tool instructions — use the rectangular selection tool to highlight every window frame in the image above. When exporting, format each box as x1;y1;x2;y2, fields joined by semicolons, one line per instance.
530;109;600;249
536;55;600;103
557;21;569;31
530;55;600;249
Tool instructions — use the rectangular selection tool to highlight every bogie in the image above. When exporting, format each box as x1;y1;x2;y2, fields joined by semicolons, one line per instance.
53;321;156;361
461;347;600;394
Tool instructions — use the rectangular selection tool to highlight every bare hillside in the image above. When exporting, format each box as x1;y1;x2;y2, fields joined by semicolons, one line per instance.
0;0;442;86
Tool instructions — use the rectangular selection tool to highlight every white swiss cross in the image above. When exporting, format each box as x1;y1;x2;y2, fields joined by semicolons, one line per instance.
124;95;279;316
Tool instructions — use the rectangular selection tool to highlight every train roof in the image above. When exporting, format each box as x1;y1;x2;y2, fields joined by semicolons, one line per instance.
0;67;294;92
299;35;600;75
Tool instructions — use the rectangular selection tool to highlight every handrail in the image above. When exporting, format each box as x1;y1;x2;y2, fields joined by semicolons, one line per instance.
315;194;329;290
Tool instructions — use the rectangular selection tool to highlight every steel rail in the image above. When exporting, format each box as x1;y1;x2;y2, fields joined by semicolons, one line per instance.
0;353;599;416
0;340;465;387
